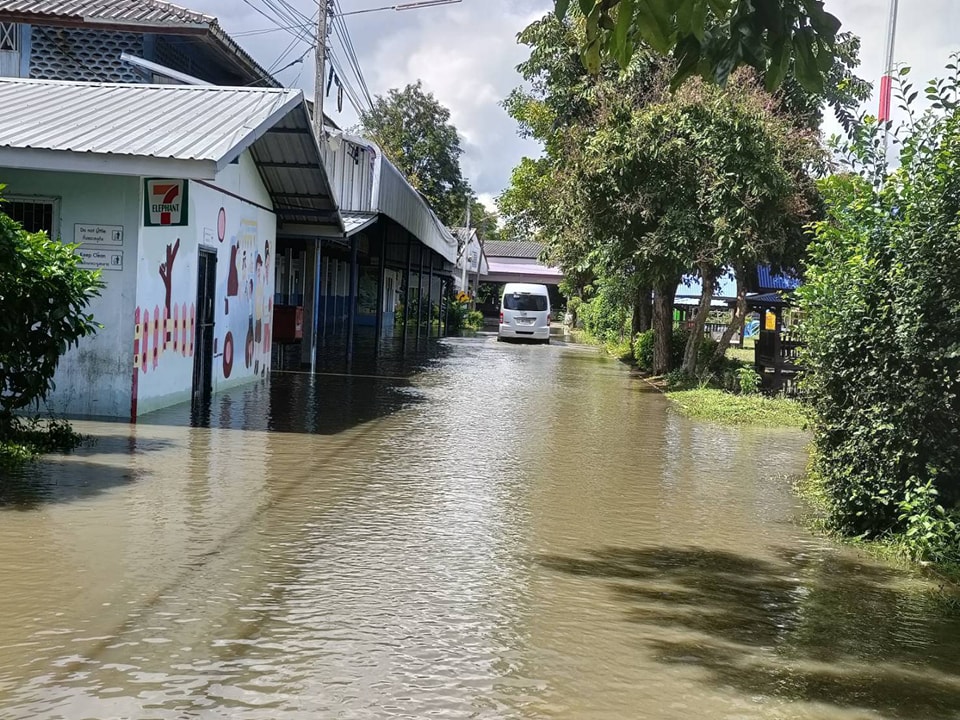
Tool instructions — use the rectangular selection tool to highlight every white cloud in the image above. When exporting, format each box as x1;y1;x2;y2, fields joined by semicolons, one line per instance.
191;0;960;206
195;0;549;203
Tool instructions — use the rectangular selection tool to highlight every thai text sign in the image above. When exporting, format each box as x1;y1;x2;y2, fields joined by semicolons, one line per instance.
77;247;123;271
144;179;188;227
75;223;123;246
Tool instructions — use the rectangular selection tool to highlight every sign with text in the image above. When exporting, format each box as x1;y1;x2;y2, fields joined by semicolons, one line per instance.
144;178;188;227
77;247;123;271
75;223;123;246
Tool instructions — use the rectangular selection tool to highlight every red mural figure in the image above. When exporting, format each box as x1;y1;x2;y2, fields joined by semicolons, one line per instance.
223;331;234;379
158;238;180;319
173;303;180;353
152;304;160;370
181;302;188;357
140;307;149;375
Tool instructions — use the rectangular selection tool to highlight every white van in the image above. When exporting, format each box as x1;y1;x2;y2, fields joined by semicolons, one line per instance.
498;283;551;343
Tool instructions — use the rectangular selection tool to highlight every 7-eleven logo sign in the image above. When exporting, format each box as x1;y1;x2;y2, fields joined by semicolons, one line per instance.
145;179;188;226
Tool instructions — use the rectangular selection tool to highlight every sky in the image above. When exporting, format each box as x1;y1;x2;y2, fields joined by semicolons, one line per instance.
190;0;960;212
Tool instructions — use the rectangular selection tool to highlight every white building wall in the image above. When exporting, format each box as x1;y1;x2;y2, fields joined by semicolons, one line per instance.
1;167;140;418
134;151;276;416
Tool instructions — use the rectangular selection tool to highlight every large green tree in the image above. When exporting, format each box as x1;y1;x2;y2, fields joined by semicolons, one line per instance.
359;81;468;225
555;0;843;95
500;10;834;372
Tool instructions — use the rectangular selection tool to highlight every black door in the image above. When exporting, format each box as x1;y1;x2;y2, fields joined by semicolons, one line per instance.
192;249;217;404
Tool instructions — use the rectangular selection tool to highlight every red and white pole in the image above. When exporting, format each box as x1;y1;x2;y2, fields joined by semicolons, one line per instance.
879;0;899;155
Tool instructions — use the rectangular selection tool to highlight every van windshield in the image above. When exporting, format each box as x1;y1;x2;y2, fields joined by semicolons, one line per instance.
503;293;548;311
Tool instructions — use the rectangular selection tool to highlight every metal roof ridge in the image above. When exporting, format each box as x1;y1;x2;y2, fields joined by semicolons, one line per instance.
0;76;295;94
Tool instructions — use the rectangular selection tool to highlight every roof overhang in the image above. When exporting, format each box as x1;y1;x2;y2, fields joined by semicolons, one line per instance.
0;79;343;233
0;146;217;179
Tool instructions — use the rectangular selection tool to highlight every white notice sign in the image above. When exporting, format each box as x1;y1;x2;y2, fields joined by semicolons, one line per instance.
75;224;123;246
77;248;123;271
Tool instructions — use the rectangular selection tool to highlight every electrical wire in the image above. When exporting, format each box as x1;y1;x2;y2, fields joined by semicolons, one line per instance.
236;0;374;117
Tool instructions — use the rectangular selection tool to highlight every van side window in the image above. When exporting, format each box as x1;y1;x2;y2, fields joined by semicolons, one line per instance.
504;294;548;311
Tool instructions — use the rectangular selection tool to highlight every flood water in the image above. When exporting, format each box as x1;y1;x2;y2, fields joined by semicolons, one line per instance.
1;334;959;719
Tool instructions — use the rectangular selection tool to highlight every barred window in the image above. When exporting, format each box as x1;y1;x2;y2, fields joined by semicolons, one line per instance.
0;23;18;52
2;197;58;237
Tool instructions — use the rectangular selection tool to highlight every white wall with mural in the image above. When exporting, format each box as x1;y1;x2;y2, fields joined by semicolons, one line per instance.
1;168;141;418
134;151;276;416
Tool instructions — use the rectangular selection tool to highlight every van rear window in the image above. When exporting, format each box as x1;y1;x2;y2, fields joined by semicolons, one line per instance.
504;293;548;311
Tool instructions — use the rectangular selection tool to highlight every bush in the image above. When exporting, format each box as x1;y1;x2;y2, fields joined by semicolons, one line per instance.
736;367;761;395
799;64;960;564
579;291;628;344
0;198;102;442
465;310;484;330
634;326;717;375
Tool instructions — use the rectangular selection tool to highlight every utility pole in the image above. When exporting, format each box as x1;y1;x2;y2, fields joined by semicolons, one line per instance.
313;0;330;138
460;199;471;293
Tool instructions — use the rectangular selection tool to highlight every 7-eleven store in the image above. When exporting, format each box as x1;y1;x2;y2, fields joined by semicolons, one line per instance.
0;79;341;420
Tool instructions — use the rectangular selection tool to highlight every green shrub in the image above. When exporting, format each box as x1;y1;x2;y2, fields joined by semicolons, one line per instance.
0;196;102;443
736;367;761;394
799;63;960;564
579;291;628;344
633;329;655;369
465;310;484;330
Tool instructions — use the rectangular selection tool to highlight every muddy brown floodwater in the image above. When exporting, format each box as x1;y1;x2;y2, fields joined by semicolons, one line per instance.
1;335;959;719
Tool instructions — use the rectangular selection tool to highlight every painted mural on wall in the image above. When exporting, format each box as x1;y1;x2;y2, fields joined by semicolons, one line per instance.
134;228;198;416
217;210;272;381
133;177;276;417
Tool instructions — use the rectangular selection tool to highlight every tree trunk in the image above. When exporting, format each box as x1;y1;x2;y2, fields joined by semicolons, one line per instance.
681;264;716;376
652;281;676;375
632;283;653;336
714;275;748;362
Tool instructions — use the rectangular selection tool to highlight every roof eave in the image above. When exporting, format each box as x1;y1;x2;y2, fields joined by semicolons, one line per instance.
0;146;217;179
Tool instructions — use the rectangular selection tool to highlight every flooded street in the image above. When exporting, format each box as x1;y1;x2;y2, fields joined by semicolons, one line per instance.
1;335;959;719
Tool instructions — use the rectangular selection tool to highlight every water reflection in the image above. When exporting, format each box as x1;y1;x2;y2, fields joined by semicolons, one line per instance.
0;335;957;719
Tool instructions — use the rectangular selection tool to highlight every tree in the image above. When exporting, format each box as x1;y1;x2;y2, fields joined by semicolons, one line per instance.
359;81;468;225
555;0;843;95
0;198;102;442
501;11;827;373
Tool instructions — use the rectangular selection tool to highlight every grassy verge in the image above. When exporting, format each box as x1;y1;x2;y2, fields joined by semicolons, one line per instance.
569;329;633;361
665;387;808;428
795;470;960;590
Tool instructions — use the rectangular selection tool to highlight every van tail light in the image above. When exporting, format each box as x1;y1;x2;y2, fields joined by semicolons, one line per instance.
499;312;504;324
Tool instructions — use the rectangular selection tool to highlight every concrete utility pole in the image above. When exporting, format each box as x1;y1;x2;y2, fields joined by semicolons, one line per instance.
460;200;471;293
313;0;330;137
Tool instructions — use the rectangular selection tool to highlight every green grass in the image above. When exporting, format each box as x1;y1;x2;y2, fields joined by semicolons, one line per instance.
725;345;755;364
794;469;960;591
666;387;808;428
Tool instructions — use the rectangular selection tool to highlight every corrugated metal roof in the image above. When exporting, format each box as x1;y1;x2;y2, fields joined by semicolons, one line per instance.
0;78;340;229
0;0;281;88
0;78;297;162
342;212;377;237
0;0;211;25
757;264;801;292
483;241;545;259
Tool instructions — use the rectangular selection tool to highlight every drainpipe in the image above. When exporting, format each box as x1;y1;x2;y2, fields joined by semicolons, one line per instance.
375;223;387;349
347;235;358;361
417;244;425;340
403;231;412;348
427;251;436;339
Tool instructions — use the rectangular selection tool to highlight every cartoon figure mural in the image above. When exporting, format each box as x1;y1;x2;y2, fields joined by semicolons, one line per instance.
132;185;275;418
